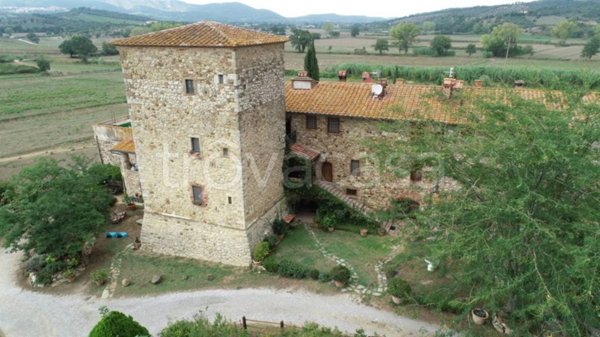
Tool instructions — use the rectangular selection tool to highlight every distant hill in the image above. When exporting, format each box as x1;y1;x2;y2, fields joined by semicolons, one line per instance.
377;0;600;35
0;0;386;23
0;7;150;34
290;14;384;24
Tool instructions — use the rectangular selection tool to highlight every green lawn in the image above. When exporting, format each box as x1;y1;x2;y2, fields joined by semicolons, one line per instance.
270;225;337;273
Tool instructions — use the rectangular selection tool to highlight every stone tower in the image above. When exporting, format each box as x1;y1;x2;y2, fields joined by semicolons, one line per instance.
112;22;288;266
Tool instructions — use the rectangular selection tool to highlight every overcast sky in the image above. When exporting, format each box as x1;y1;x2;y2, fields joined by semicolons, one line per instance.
182;0;536;18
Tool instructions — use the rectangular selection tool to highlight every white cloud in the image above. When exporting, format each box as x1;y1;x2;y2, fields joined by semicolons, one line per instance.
182;0;536;18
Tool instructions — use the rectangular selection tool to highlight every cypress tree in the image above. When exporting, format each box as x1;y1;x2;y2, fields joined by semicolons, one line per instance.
304;42;319;81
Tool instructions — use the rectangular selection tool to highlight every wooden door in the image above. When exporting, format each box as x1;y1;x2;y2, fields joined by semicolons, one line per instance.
322;162;333;182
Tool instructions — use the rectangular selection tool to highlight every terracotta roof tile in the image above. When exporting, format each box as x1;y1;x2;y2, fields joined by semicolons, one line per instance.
290;143;320;160
111;138;136;154
112;21;288;48
284;81;588;124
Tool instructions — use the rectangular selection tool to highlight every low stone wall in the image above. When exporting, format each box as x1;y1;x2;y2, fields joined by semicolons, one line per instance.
245;197;287;250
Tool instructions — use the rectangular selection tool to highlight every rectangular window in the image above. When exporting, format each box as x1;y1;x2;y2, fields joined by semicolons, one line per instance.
306;115;317;129
218;74;224;84
351;160;360;176
191;137;200;154
185;79;195;94
228;196;232;204
346;188;358;196
223;148;229;157
192;185;203;205
327;117;340;133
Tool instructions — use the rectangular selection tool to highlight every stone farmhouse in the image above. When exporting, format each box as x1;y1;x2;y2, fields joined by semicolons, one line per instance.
93;21;585;266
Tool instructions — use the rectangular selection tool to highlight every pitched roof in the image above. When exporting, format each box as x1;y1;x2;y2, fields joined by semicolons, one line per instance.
112;21;288;48
111;138;136;154
284;81;576;124
290;143;320;161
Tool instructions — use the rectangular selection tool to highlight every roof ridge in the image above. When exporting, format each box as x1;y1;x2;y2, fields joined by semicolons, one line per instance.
204;21;232;46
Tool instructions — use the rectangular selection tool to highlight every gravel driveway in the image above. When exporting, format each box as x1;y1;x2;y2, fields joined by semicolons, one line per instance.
0;250;438;337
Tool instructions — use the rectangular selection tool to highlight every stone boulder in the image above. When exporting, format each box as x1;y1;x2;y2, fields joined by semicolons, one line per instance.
151;275;161;284
121;278;131;287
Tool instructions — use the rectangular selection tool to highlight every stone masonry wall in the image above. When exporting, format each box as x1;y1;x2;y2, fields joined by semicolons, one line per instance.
92;123;132;166
119;43;287;265
290;113;454;210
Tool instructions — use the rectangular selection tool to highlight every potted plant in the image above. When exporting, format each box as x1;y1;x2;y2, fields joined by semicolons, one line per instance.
471;308;489;325
388;277;412;305
123;194;136;210
91;269;110;287
63;268;76;283
359;228;368;237
272;219;288;241
330;265;351;288
492;314;513;335
251;241;270;266
322;214;336;232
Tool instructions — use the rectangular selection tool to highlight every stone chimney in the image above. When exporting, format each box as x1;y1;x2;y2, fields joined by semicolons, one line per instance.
292;71;317;90
298;70;308;77
362;71;373;83
442;78;464;99
338;70;347;82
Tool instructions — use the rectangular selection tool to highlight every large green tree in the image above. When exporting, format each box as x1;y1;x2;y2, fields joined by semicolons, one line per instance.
373;38;389;54
376;93;600;336
481;23;522;59
0;159;114;263
350;25;360;37
390;22;420;54
58;36;97;62
304;42;319;81
430;35;452;56
581;37;600;59
552;20;577;46
289;29;313;53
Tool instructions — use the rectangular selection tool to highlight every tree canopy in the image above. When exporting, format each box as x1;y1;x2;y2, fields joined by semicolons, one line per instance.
552;20;577;45
430;35;452;56
390;23;420;54
58;36;97;62
350;25;360;37
0;159;114;263
581;37;600;59
466;43;477;56
482;23;522;58
374;38;389;54
289;29;313;53
376;93;600;336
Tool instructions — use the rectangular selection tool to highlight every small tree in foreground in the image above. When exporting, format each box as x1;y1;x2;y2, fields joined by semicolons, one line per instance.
430;35;452;56
375;93;600;336
89;310;149;337
35;56;50;72
26;32;40;44
581;37;600;59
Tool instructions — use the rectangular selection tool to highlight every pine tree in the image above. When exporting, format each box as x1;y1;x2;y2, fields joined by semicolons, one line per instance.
304;42;319;81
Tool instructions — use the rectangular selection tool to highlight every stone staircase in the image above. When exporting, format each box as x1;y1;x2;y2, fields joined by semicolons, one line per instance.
315;180;375;217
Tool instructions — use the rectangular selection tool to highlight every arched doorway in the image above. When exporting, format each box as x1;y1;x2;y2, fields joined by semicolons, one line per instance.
321;162;333;182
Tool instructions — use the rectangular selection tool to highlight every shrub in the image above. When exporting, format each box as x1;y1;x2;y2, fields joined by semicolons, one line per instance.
388;277;412;300
318;272;331;283
272;219;288;236
262;256;279;273
330;266;351;285
35;57;50;72
309;268;320;280
24;255;46;273
277;259;308;279
263;234;278;249
251;241;270;262
412;47;435;56
89;310;149;337
321;213;336;231
91;269;110;286
35;268;54;285
63;268;76;280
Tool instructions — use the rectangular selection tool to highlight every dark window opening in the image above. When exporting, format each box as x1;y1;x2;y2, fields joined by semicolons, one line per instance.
306;115;317;129
185;79;195;94
346;188;358;196
351;160;360;176
218;74;224;84
192;185;203;205
327;117;340;133
191;137;200;154
228;196;232;204
223;148;229;157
